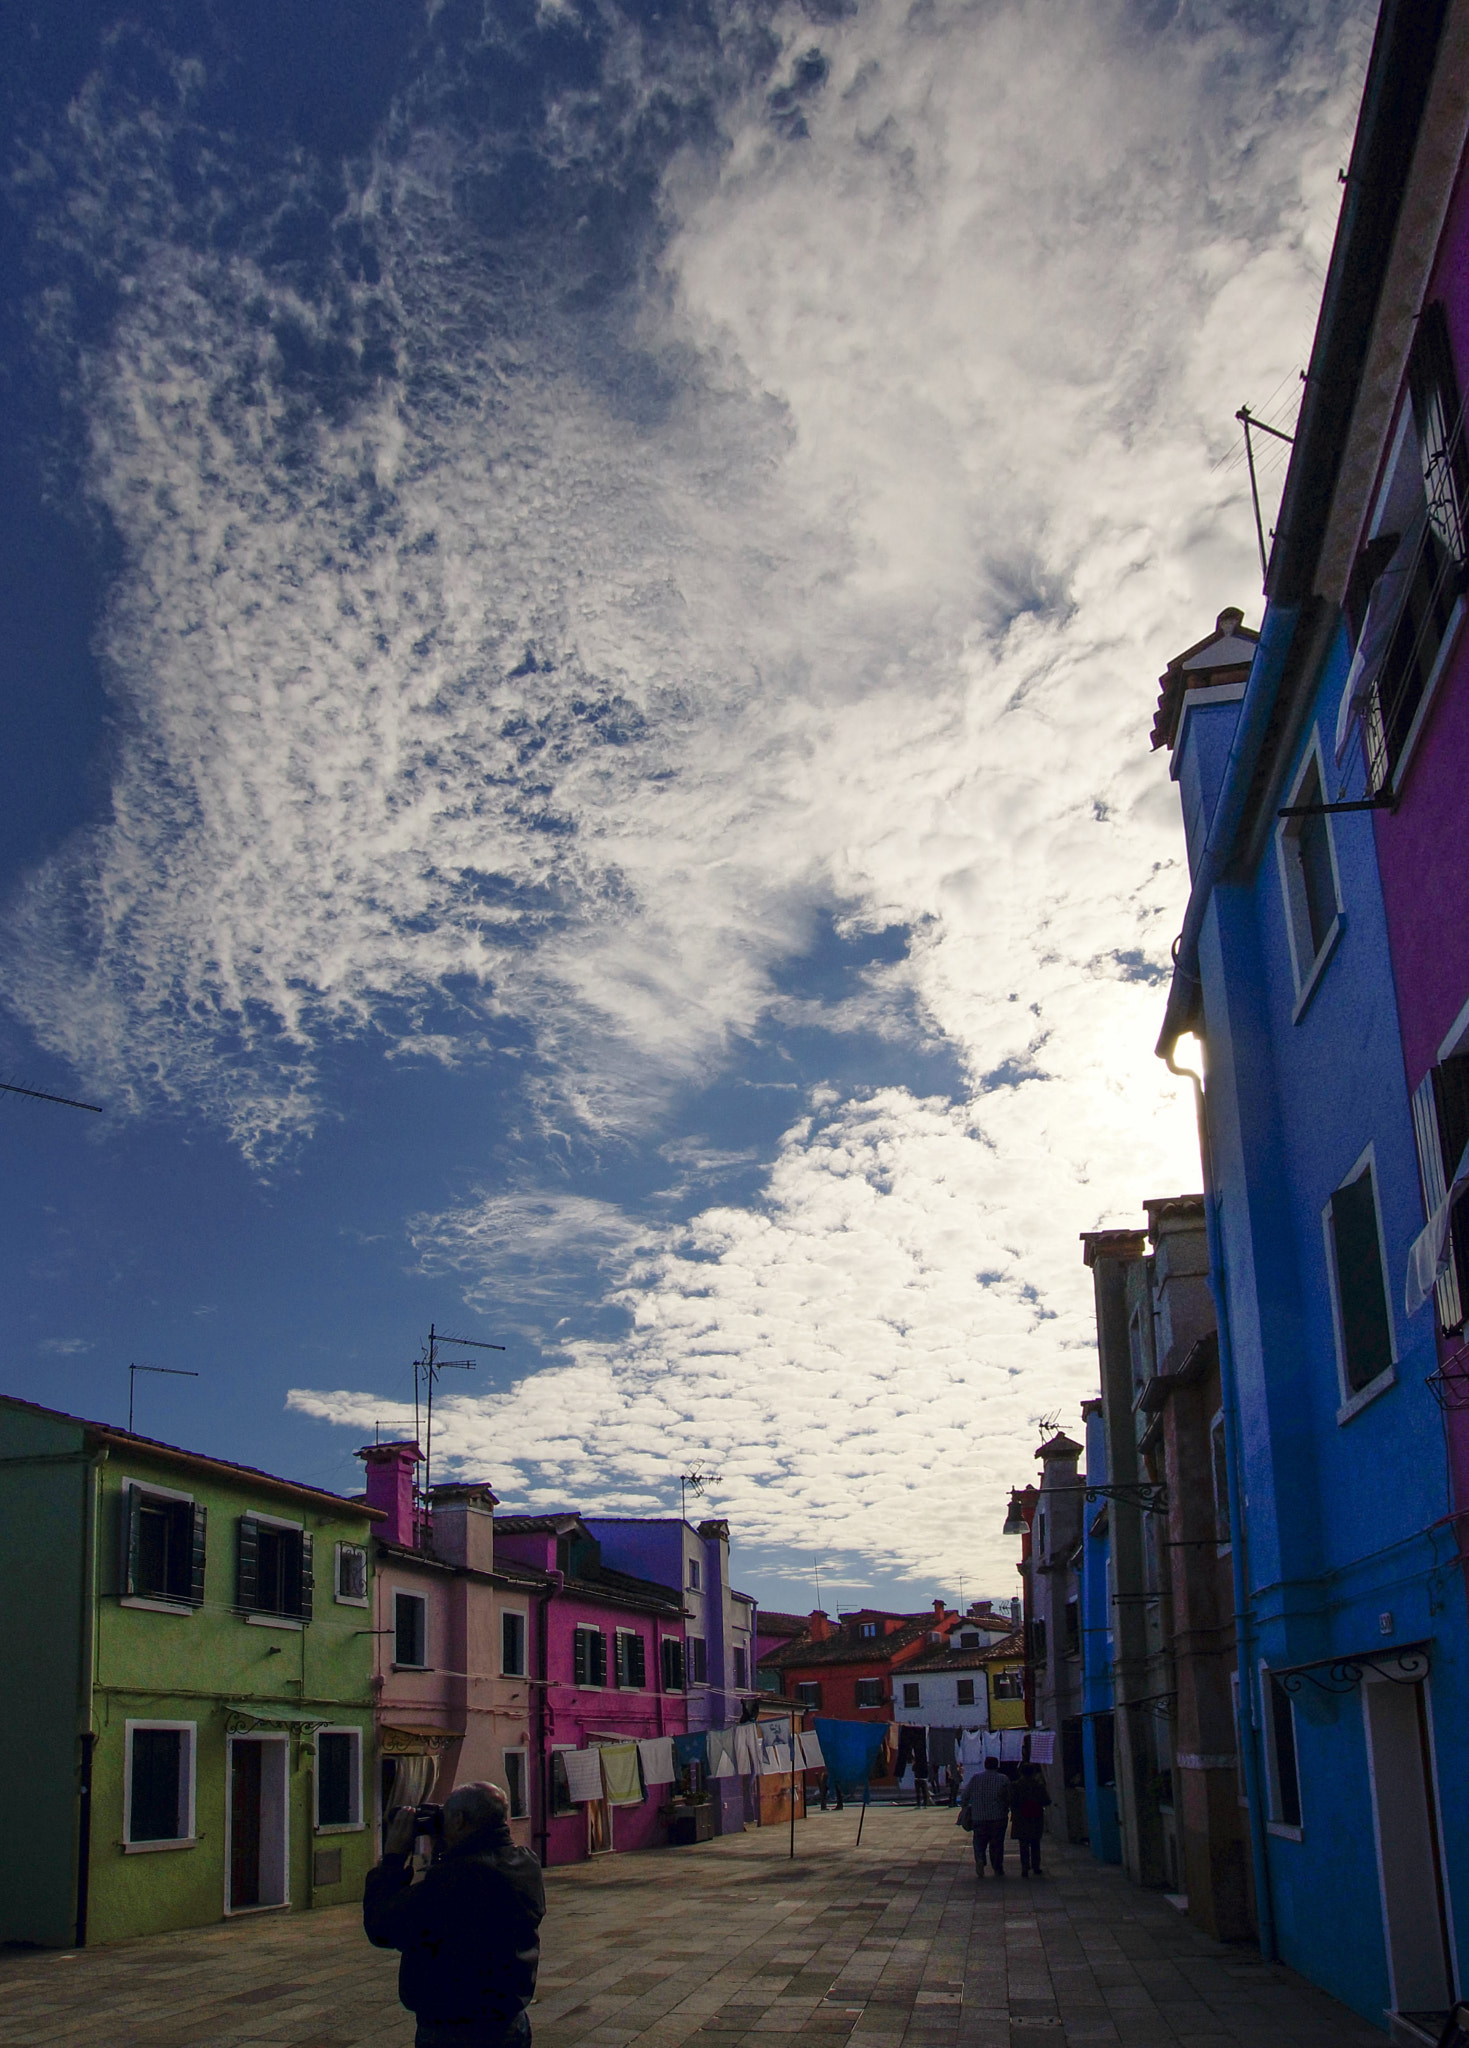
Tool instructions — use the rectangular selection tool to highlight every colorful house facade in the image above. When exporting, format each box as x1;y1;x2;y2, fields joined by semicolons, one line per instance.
1150;0;1469;2023
0;1396;379;1948
759;1604;958;1734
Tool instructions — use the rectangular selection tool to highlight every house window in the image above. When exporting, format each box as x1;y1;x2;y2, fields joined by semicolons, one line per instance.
122;1484;205;1608
796;1679;821;1707
1030;1617;1047;1664
502;1609;527;1677
992;1668;1024;1701
956;1678;976;1707
1210;1412;1231;1548
688;1558;701;1590
503;1750;529;1820
573;1626;607;1687
859;1621;877;1639
958;1630;980;1649
550;1749;577;1815
902;1682;920;1708
688;1634;708;1685
1265;1672;1303;1830
733;1646;748;1689
1410;1056;1469;1332
854;1678;883;1707
1128;1307;1146;1393
124;1721;195;1847
661;1637;684;1691
394;1591;428;1668
237;1517;312;1621
1277;747;1341;999
614;1630;646;1689
315;1728;362;1830
334;1543;368;1606
1324;1150;1395;1398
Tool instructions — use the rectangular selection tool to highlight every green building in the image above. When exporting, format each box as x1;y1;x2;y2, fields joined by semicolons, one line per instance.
0;1395;383;1947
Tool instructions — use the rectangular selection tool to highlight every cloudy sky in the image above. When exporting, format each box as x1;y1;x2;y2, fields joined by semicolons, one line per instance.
2;0;1365;1610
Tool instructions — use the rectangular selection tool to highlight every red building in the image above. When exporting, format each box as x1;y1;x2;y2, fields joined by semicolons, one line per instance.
758;1602;958;1724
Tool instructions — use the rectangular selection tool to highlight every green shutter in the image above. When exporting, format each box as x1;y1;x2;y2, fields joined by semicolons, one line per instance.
188;1502;207;1608
573;1629;588;1686
298;1531;314;1623
122;1486;141;1598
236;1516;259;1610
591;1630;607;1687
613;1633;626;1688
627;1634;646;1688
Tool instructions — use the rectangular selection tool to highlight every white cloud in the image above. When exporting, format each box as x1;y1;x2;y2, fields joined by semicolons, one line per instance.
39;1336;92;1356
15;0;1369;1576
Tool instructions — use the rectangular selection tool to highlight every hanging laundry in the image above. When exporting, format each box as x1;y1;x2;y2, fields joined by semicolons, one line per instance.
599;1742;644;1806
1027;1730;1056;1765
813;1717;890;1795
894;1725;929;1780
734;1722;761;1776
983;1731;1004;1760
563;1748;607;1802
959;1730;988;1769
673;1732;708;1780
707;1729;738;1778
1000;1729;1025;1762
927;1727;958;1772
638;1736;676;1785
798;1730;825;1770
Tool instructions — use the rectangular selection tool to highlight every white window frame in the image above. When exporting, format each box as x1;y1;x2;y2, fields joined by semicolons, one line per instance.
1260;1662;1304;1841
688;1557;701;1590
501;1606;528;1678
120;1478;198;1615
503;1747;530;1820
333;1542;369;1608
1321;1141;1399;1421
314;1725;365;1833
1275;731;1344;1018
244;1511;308;1630
392;1588;429;1670
122;1719;197;1851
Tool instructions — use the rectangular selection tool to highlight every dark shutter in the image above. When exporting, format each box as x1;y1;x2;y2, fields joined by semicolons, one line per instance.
236;1516;260;1611
298;1530;314;1623
1330;1167;1394;1391
626;1634;646;1688
122;1487;141;1598
590;1630;607;1687
573;1628;589;1687
188;1502;207;1608
662;1637;683;1690
613;1633;627;1688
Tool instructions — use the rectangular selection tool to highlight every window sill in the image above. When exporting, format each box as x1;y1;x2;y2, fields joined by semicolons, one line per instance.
391;1663;433;1673
1337;1364;1397;1425
120;1596;194;1616
1291;914;1344;1024
123;1837;198;1854
334;1596;370;1609
1266;1822;1304;1842
246;1613;304;1631
314;1821;365;1836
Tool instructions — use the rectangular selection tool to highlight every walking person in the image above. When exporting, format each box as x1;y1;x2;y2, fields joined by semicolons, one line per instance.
913;1756;931;1807
364;1781;545;2048
1009;1763;1053;1878
958;1756;1011;1878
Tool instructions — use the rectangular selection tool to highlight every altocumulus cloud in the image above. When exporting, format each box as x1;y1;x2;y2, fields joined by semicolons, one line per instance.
10;0;1368;1582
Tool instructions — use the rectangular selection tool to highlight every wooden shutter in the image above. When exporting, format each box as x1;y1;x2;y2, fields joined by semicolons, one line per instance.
613;1633;627;1688
661;1636;683;1690
590;1630;607;1687
626;1634;646;1688
1412;1070;1460;1329
121;1486;141;1597
573;1628;589;1686
236;1516;260;1611
187;1502;207;1607
298;1531;314;1623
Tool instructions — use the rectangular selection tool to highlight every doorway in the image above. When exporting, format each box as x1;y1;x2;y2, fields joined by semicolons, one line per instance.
1364;1677;1455;2014
227;1736;289;1913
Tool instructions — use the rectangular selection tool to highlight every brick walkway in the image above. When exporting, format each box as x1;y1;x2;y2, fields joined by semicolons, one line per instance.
0;1807;1385;2047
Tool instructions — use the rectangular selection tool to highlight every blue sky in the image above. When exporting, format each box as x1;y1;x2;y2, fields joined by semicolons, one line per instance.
1;0;1364;1613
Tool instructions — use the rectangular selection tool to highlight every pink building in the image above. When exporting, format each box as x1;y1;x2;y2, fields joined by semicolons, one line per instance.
358;1445;544;1857
493;1514;688;1864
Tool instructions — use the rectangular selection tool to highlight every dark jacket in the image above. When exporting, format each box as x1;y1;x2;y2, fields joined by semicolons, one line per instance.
1008;1774;1053;1841
363;1821;546;2030
960;1769;1011;1827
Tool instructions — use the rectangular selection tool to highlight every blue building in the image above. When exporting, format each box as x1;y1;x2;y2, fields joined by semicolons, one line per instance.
1078;1395;1121;1866
1151;0;1469;2024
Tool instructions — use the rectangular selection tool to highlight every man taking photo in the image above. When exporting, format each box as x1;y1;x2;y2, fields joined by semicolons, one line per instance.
364;1781;546;2048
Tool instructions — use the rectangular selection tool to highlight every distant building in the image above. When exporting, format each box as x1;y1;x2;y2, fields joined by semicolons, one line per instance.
753;1608;813;1687
758;1603;958;1748
0;1396;380;1947
1019;1433;1086;1842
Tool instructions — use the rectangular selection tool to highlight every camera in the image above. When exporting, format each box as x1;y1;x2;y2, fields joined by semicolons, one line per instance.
413;1802;444;1838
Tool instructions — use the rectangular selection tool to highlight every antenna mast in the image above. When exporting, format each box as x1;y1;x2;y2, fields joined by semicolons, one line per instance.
128;1363;199;1434
412;1324;505;1545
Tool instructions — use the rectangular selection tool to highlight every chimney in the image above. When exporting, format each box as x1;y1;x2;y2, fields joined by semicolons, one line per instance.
431;1483;498;1573
932;1598;946;1618
807;1609;832;1642
358;1442;420;1548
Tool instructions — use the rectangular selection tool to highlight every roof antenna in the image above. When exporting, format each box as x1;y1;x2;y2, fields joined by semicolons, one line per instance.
814;1556;823;1611
2;1078;102;1113
680;1469;722;1522
129;1362;199;1434
412;1324;505;1545
1236;404;1295;589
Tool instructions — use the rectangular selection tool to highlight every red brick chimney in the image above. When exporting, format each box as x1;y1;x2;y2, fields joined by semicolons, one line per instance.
807;1609;832;1641
358;1442;420;1548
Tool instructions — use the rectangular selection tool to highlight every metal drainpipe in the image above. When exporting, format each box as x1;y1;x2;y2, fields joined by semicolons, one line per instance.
75;1445;106;1948
534;1586;552;1870
1167;1046;1276;1962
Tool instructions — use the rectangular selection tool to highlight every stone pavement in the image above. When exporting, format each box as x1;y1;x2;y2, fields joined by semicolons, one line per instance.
0;1807;1386;2048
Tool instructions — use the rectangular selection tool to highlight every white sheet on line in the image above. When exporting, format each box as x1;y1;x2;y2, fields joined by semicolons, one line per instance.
563;1748;607;1802
638;1736;676;1785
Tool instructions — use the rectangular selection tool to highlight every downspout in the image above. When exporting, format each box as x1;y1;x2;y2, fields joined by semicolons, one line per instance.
534;1583;552;1870
1166;1046;1276;1962
75;1444;106;1948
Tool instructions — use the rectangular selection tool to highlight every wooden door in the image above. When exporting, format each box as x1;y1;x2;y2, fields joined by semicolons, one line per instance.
230;1740;263;1910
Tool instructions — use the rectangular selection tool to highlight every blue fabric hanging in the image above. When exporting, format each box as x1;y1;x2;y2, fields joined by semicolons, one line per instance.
673;1731;708;1769
813;1717;889;1793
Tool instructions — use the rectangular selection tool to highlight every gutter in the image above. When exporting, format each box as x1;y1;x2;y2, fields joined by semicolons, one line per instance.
75;1444;107;1948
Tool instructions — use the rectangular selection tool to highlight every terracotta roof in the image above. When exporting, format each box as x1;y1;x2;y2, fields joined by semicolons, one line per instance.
756;1610;814;1636
900;1630;1024;1673
760;1613;935;1669
1150;607;1259;753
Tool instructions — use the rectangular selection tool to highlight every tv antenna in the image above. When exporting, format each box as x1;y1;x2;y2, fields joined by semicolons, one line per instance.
1236;403;1295;587
413;1324;504;1541
2;1078;102;1113
814;1556;822;1611
129;1363;199;1434
679;1469;721;1521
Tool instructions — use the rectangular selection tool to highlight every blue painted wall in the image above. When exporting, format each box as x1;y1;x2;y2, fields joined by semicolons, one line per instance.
1079;1401;1121;1864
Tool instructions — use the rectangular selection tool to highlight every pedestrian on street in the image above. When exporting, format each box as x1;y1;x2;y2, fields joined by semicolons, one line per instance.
364;1781;546;2048
1008;1763;1053;1878
819;1770;845;1811
913;1757;931;1808
958;1756;1011;1878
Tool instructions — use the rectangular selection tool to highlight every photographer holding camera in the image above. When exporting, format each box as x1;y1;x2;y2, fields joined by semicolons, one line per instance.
364;1782;546;2048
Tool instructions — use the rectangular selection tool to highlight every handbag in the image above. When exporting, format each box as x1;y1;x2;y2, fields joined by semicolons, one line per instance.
957;1808;973;1832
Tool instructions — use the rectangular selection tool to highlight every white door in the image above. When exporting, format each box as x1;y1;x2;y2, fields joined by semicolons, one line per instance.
1364;1678;1453;2013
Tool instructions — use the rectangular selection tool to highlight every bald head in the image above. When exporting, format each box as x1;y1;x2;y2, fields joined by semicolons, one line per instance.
443;1780;510;1847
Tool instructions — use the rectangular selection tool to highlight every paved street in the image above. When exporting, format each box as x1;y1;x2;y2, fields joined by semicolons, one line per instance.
0;1808;1385;2048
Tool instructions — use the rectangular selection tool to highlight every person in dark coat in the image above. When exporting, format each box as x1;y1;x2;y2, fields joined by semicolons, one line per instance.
958;1757;1011;1877
364;1780;546;2048
1008;1763;1053;1877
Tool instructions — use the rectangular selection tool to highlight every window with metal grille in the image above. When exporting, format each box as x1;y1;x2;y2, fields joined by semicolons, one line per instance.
1325;1155;1395;1395
334;1543;368;1605
1410;1055;1469;1332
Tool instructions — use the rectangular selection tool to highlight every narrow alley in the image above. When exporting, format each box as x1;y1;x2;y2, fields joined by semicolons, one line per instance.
0;1808;1385;2048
